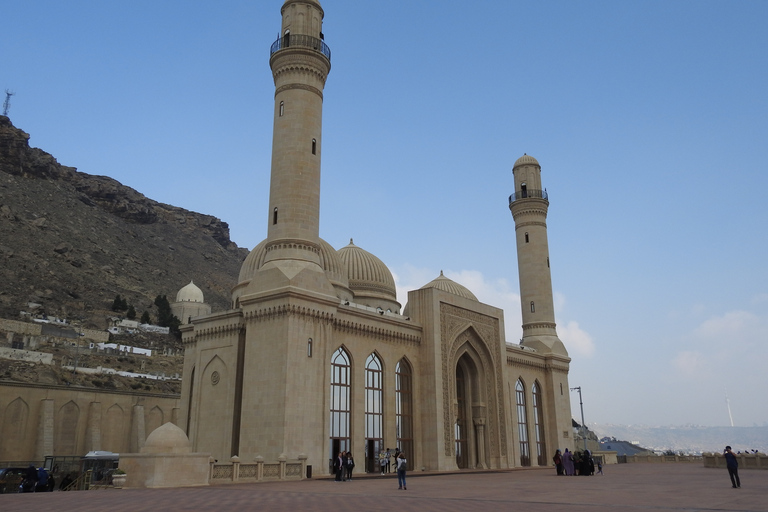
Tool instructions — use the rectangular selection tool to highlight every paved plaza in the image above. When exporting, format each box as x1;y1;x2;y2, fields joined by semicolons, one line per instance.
1;463;763;511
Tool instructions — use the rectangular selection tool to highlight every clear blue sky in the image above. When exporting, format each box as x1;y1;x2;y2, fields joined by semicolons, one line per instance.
4;1;767;428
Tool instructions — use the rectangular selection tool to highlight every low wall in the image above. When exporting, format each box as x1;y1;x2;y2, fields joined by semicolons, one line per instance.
0;347;54;364
620;455;703;464
703;453;766;470
210;455;308;483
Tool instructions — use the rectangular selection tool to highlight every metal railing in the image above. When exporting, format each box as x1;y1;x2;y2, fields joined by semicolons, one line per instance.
270;34;331;61
509;189;548;204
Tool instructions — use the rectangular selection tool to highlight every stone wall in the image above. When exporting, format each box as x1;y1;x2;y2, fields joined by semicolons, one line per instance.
0;381;180;463
703;452;766;470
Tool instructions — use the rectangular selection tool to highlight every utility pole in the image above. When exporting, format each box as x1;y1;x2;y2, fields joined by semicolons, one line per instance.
2;90;14;116
570;386;588;452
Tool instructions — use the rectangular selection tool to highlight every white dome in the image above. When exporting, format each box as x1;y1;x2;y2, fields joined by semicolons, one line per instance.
176;281;204;303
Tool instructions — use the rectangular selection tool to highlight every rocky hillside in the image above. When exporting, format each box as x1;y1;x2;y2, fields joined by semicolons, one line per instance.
0;115;249;329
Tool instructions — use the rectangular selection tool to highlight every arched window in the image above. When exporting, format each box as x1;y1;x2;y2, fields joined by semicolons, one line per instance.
279;101;284;117
516;379;530;466
532;382;547;466
273;207;278;225
396;359;413;469
530;301;535;313
330;348;351;469
525;232;529;243
364;353;383;473
312;138;317;155
283;29;290;47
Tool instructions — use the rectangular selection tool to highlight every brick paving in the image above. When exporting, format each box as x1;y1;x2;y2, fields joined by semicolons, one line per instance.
1;463;763;511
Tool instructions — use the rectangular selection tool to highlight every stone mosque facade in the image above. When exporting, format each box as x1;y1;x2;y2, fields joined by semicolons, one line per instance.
179;0;573;475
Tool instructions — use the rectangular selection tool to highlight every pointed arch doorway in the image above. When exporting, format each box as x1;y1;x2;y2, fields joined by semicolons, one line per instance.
454;351;489;469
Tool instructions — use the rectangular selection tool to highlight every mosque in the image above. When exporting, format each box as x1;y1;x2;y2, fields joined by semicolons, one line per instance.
179;0;573;475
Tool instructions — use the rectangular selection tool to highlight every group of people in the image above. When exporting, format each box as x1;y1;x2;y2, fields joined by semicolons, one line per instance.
553;448;601;476
20;465;55;492
333;448;408;490
378;448;399;475
333;451;355;482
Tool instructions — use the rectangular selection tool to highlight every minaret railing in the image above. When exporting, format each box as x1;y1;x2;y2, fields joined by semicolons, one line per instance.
270;34;331;61
509;189;548;205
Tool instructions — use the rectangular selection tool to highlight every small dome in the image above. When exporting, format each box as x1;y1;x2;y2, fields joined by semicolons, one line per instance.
176;281;204;303
514;154;539;168
420;271;478;301
338;239;400;311
141;422;191;454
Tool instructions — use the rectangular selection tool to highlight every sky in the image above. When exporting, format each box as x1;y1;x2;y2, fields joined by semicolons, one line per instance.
3;1;767;429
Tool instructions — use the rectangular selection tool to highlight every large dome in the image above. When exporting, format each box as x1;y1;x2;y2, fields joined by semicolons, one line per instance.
514;154;539;168
234;238;351;303
420;271;478;301
337;239;400;312
176;281;204;303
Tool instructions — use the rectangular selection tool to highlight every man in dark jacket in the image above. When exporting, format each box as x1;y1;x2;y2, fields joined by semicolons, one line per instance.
724;446;741;488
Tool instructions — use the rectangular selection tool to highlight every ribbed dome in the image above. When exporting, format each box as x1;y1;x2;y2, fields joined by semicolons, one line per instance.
514;154;539;168
176;281;204;303
235;238;351;301
237;239;269;284
337;239;396;298
420;271;478;301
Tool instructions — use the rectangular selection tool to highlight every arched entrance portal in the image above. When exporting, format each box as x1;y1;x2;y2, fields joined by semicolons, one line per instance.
454;351;489;469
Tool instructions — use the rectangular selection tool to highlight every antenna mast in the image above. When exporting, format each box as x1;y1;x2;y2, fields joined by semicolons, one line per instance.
2;90;14;116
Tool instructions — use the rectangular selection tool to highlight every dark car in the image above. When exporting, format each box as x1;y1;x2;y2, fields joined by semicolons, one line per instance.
0;467;26;493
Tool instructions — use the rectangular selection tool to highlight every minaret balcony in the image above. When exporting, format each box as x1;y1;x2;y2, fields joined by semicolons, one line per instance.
270;34;331;62
509;189;548;206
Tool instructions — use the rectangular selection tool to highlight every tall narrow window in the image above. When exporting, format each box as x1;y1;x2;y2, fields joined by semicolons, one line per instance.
521;182;528;198
307;338;313;357
525;232;529;243
396;359;413;470
455;366;468;468
279;101;284;117
530;301;535;313
532;382;547;466
329;348;351;472
547;257;550;268
273;207;278;225
284;30;290;47
365;353;383;473
516;379;530;466
312;138;317;155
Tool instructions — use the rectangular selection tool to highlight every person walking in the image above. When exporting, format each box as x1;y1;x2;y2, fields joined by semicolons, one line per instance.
385;448;392;474
553;449;563;475
396;452;407;490
724;446;741;488
334;452;344;482
346;452;355;481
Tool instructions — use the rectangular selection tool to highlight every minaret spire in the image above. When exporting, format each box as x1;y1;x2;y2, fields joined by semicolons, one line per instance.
509;155;567;355
262;0;331;267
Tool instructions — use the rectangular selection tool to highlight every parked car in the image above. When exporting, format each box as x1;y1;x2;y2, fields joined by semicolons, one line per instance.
0;467;26;493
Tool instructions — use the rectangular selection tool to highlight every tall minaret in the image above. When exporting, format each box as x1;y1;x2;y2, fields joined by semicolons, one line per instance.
246;0;335;297
509;155;567;355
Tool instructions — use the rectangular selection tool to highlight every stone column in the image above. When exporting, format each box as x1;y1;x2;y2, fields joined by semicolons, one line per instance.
473;418;488;469
130;404;146;452
36;399;54;460
85;402;102;452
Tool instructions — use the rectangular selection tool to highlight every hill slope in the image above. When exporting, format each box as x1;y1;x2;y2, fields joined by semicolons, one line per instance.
0;115;248;328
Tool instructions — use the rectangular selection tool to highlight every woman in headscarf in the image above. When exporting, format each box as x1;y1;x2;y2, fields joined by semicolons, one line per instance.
562;448;575;476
